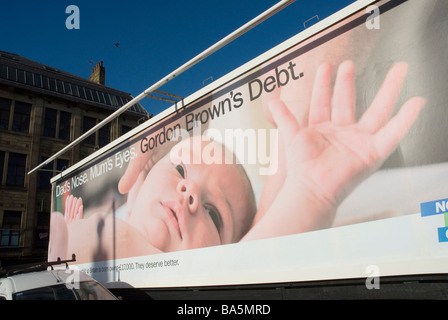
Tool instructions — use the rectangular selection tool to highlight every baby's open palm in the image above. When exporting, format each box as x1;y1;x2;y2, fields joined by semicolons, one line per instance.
270;61;424;209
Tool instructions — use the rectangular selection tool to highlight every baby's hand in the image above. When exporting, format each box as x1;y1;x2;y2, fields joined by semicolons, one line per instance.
64;195;83;223
269;61;424;211
118;143;151;195
48;212;68;261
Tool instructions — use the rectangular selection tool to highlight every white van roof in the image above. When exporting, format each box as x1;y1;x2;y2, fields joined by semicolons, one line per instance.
4;269;91;293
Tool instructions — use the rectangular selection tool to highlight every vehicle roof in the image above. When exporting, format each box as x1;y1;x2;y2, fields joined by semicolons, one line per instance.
2;269;92;293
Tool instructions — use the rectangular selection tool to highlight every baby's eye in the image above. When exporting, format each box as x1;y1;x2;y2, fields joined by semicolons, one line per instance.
206;206;222;235
175;164;185;178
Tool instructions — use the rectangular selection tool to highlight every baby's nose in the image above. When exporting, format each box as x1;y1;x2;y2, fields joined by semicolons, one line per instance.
177;179;199;214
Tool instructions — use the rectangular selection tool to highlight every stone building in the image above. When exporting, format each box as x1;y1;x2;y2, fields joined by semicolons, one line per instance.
0;51;150;266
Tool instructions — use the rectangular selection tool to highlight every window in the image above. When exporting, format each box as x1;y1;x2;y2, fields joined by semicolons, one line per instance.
78;86;86;100
6;153;26;187
0;151;4;184
43;108;71;140
12;101;31;133
34;73;42;88
1;211;21;247
0;97;11;129
17;69;25;84
56;80;63;93
38;157;69;189
8;67;17;82
38;157;53;189
82;116;111;148
35;212;50;247
104;93;111;105
121;125;132;136
92;90;100;103
14;284;76;300
71;84;80;97
63;82;73;95
25;71;33;86
110;95;118;107
48;78;56;91
85;88;93;101
82;116;96;145
59;111;71;140
0;64;7;79
98;91;105;104
98;122;110;147
42;76;50;90
43;108;57;137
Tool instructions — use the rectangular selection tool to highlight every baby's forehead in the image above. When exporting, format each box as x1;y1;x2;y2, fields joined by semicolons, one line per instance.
170;137;237;165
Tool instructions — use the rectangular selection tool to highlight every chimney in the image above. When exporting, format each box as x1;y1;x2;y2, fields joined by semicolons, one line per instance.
89;61;106;85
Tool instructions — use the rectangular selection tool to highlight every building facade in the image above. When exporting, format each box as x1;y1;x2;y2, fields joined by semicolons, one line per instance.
0;51;150;267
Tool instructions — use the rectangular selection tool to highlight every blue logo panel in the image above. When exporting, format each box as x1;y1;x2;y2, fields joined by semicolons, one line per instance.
420;198;448;217
438;227;448;242
421;198;448;243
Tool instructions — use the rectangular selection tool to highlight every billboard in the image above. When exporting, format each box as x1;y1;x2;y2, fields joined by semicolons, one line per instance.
49;0;448;288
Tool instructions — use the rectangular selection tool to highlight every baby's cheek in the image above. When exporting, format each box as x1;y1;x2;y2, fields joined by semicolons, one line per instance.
146;219;172;252
190;221;222;249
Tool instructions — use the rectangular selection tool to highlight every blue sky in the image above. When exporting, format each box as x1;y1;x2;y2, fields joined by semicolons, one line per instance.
1;0;355;116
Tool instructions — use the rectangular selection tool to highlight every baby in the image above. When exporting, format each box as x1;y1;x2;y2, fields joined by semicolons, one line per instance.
49;60;424;264
49;136;258;263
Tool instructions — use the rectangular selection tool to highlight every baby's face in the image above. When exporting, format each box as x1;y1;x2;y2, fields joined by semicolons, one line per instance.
128;136;255;252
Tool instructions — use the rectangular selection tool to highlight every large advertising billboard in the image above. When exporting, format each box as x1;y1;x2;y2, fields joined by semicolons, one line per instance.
49;0;448;288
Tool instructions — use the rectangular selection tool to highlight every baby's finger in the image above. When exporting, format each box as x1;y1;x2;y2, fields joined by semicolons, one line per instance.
118;151;147;195
359;62;409;133
331;60;356;126
261;72;282;126
69;196;77;220
309;63;332;125
374;96;424;160
268;99;300;147
65;195;73;222
75;197;82;219
76;205;83;220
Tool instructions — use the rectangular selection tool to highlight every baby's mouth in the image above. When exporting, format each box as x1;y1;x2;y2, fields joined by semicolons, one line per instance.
171;208;178;223
161;201;182;240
